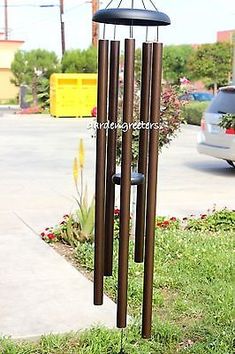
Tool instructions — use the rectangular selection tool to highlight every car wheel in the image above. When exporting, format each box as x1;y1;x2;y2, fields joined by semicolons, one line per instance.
226;160;235;168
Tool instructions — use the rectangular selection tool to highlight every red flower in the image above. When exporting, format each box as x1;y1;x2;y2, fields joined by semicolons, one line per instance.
200;214;207;219
162;220;170;227
170;217;177;221
48;233;55;240
114;208;120;215
91;106;97;117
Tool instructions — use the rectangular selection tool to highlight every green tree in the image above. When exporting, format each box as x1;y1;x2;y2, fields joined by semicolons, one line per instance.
188;42;232;92
11;49;59;106
163;45;194;84
61;46;97;73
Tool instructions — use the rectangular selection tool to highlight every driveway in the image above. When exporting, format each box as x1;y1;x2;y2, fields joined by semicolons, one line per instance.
0;114;234;235
158;124;234;217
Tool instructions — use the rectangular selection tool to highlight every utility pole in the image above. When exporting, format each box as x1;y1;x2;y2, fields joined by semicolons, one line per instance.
92;0;99;47
4;0;8;40
60;0;65;55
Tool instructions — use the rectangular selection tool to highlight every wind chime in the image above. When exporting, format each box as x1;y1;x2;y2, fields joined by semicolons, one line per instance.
93;0;170;340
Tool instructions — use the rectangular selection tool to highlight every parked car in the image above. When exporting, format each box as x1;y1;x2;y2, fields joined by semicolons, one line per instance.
179;91;214;102
197;86;235;167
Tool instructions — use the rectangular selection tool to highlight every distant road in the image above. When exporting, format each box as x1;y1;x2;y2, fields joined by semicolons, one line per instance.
0;105;19;116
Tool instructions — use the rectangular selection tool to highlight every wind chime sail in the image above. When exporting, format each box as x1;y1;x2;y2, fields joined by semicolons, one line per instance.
93;0;170;339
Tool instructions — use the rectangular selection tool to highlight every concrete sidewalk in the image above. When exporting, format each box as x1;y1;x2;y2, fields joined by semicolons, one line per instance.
0;225;116;339
0;114;116;339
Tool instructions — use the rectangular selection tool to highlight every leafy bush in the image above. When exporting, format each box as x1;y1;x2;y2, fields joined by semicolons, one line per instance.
11;49;60;108
41;214;83;247
218;113;235;129
61;47;97;73
116;85;184;168
182;101;209;125
185;208;235;232
155;216;180;230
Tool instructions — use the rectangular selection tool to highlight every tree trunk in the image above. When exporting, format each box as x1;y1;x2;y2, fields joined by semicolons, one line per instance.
32;76;38;106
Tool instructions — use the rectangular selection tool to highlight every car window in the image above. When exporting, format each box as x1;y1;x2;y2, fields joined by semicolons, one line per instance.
193;93;213;101
207;91;235;114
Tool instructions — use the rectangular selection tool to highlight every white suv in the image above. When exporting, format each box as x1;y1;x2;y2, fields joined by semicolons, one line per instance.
197;86;235;167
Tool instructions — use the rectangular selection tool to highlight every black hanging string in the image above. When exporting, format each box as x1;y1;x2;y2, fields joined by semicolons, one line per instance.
105;0;115;9
148;0;158;11
141;0;149;42
141;0;147;10
113;0;124;39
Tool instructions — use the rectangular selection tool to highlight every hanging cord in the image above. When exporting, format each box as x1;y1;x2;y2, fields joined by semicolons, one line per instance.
153;26;159;42
114;0;124;39
154;26;159;42
106;0;123;9
141;0;148;42
105;0;115;9
118;328;125;354
117;0;124;8
129;0;134;38
148;0;158;11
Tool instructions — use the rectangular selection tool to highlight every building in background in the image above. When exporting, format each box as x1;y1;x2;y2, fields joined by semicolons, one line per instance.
0;32;24;102
217;29;235;84
217;29;235;43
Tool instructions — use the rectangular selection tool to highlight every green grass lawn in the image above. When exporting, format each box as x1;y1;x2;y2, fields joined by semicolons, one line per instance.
0;228;233;354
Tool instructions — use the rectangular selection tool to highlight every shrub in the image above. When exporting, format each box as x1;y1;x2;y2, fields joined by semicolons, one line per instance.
218;113;235;129
61;47;97;73
182;101;209;125
116;85;184;168
155;216;180;230
185;208;235;232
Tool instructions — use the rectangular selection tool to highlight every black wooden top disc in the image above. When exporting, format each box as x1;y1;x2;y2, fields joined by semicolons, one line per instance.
92;8;170;27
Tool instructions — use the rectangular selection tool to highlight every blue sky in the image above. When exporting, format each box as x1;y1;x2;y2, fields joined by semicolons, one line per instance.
0;0;234;56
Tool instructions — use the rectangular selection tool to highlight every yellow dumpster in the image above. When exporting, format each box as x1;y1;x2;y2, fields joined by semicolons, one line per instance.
50;73;97;117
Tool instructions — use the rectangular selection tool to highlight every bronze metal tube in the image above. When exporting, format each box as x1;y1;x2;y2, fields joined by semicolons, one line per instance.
142;42;163;339
117;38;135;328
134;42;153;263
94;39;109;305
104;40;120;276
